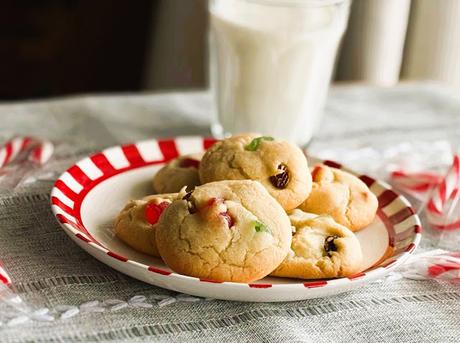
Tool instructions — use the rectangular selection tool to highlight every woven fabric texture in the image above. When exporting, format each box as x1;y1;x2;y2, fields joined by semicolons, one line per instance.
0;83;459;342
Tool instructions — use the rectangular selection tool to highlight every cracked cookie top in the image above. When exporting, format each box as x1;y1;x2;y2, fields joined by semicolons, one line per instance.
271;210;363;279
298;164;378;232
153;153;203;194
155;180;292;283
198;134;312;211
114;193;177;257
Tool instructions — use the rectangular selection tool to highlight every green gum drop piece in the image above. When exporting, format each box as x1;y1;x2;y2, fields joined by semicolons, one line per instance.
253;220;271;234
245;136;274;151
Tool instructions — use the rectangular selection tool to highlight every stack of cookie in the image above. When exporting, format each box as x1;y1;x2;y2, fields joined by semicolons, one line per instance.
114;134;378;283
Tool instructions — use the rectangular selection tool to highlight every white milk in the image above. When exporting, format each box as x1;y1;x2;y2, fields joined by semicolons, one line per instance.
209;0;350;145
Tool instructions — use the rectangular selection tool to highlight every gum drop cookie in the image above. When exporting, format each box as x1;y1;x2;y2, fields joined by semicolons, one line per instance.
114;193;177;257
155;180;292;283
271;210;363;279
299;164;378;232
153;153;203;194
199;134;312;210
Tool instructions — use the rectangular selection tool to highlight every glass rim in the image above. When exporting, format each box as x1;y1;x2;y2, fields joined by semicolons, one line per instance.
241;0;350;7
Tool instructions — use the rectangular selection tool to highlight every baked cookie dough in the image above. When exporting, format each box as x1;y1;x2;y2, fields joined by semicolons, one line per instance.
299;164;378;232
114;193;177;257
271;210;363;279
153;153;203;194
199;134;312;210
155;180;292;282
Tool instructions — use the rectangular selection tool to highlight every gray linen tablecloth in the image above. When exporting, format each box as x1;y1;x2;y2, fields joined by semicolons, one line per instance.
1;83;459;342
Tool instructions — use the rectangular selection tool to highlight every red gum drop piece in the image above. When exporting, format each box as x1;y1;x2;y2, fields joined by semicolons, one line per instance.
145;201;169;224
220;212;234;228
204;197;231;226
311;166;322;181
180;158;200;169
158;201;169;210
206;197;223;207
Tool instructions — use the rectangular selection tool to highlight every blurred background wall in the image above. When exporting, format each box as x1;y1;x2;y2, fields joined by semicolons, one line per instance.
0;1;154;99
335;0;412;86
402;0;460;87
144;0;207;90
1;0;459;100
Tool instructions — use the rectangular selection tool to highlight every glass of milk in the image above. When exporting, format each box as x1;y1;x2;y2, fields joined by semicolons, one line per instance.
209;0;351;146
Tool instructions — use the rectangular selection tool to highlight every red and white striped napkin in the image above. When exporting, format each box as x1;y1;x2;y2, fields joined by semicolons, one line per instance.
0;136;53;168
0;137;56;317
396;250;460;284
390;153;460;232
0;262;11;286
0;136;54;189
0;262;28;312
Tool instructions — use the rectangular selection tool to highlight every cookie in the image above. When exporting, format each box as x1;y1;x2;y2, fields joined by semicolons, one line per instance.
199;134;312;210
153;153;203;194
299;164;378;232
114;193;177;257
155;180;292;282
271;210;363;279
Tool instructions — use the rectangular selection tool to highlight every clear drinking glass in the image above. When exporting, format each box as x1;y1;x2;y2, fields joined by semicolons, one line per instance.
209;0;351;146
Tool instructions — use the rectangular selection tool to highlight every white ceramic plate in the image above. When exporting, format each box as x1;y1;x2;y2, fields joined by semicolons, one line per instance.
51;136;421;302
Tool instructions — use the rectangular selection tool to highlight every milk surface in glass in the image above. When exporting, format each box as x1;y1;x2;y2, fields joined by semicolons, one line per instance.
209;0;350;145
